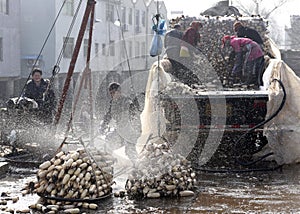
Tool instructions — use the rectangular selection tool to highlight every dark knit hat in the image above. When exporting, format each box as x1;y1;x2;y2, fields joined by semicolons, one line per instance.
108;82;120;91
174;24;181;29
32;68;42;76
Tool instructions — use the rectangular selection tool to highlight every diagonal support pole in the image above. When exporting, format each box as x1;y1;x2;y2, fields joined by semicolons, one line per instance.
54;0;96;127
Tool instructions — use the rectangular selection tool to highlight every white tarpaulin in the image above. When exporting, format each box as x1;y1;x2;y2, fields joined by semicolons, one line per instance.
138;36;300;165
261;59;300;165
136;61;171;153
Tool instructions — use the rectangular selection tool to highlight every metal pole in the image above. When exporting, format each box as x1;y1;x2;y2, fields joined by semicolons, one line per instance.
54;0;96;126
58;2;96;140
156;1;161;137
87;4;95;146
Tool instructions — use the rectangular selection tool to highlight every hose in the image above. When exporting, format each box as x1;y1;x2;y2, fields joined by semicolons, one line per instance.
194;164;282;173
234;78;286;166
193;79;286;173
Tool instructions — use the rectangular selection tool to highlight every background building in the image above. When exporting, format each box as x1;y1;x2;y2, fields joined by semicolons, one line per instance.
0;0;167;105
281;15;300;77
0;0;21;100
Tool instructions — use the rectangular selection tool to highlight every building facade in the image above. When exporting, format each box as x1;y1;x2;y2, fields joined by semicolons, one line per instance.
0;0;21;100
0;0;167;103
284;15;300;51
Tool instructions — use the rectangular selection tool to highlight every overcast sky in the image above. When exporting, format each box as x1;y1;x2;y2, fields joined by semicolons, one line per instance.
163;0;219;18
162;0;300;27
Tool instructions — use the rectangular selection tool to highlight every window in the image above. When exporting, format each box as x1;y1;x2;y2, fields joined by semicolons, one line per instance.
135;41;140;57
0;0;8;14
141;42;146;58
95;43;99;57
142;11;146;27
128;8;132;25
63;37;74;58
0;37;3;61
83;39;89;57
135;9;140;26
121;44;126;59
109;40;115;56
121;7;126;24
102;43;106;56
63;0;74;16
128;41;132;58
106;3;114;22
135;9;140;33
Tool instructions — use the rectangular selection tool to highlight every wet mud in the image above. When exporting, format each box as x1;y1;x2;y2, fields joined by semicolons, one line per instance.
0;163;299;213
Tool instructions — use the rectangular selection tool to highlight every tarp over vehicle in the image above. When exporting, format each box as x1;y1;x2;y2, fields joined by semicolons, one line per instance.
261;55;300;164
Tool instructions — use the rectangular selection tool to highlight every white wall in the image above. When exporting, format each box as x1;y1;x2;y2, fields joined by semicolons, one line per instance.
0;0;21;78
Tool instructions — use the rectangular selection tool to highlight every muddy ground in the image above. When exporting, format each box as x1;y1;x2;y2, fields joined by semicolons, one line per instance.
0;160;299;213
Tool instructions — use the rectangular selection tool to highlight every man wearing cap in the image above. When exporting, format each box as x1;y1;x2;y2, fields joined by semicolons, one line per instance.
164;24;183;63
233;21;264;47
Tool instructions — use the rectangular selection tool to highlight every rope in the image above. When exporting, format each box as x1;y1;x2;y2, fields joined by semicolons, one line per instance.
78;138;110;185
114;4;144;113
18;0;68;100
17;0;83;113
45;136;114;203
53;0;95;127
55;0;84;67
46;0;84;91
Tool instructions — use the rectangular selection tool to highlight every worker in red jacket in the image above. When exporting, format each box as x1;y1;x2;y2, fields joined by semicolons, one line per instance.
168;21;202;87
181;21;202;56
222;35;265;87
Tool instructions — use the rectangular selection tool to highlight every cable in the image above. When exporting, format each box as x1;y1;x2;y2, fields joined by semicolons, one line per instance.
55;0;83;67
194;164;282;173
114;4;145;113
20;0;83;97
234;78;286;166
18;0;68;100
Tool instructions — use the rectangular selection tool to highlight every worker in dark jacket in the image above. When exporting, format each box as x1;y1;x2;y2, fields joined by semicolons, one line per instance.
164;24;183;62
23;68;55;122
233;21;264;47
100;82;138;164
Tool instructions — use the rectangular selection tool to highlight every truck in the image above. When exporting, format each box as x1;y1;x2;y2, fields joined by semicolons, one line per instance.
151;14;283;169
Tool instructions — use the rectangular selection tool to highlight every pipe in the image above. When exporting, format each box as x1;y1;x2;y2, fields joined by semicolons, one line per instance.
234;78;286;166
